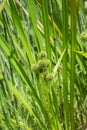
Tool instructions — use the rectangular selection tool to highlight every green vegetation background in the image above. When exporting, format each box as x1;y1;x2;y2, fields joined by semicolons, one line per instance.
0;0;87;130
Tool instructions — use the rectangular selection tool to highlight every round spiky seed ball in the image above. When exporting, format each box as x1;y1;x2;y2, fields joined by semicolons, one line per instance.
38;51;47;59
38;59;50;72
45;73;54;81
31;64;39;73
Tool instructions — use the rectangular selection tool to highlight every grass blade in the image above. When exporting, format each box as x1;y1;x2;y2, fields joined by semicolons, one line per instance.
41;0;51;60
74;50;87;58
70;0;77;129
7;81;47;129
9;0;35;64
62;0;69;129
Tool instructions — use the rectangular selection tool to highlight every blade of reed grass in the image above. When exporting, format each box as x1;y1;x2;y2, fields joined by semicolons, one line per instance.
0;0;6;13
12;37;27;62
6;0;62;57
0;94;11;129
53;48;66;76
51;88;62;130
35;0;62;38
7;81;46;130
41;0;51;61
37;20;62;56
0;72;3;80
0;93;32;130
76;0;82;11
1;9;20;61
27;0;43;51
70;0;77;129
49;0;62;34
2;9;28;65
74;50;87;58
0;36;52;130
62;0;69;129
49;0;58;61
9;0;35;64
0;35;11;56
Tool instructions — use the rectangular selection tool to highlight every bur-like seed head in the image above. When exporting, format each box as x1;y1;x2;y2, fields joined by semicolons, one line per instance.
38;59;50;72
45;73;54;81
38;51;47;59
31;64;39;73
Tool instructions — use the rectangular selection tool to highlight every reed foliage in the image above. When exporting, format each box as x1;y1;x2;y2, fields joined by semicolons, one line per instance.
0;0;87;129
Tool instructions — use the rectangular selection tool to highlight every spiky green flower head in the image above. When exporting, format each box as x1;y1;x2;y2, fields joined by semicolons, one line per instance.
80;30;87;42
38;51;47;60
38;59;50;72
31;63;39;73
45;73;54;81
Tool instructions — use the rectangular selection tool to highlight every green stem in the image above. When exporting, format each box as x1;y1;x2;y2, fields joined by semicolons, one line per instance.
70;0;77;130
62;0;69;129
41;0;51;61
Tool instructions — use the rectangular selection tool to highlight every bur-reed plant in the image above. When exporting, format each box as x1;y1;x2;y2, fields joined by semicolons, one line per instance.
0;0;87;130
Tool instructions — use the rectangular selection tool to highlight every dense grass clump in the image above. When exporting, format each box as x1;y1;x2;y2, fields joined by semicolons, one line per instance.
0;0;87;130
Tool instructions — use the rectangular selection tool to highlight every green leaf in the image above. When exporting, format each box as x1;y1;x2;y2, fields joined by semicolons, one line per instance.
74;50;87;58
9;0;35;64
0;72;3;80
0;35;11;57
53;48;66;76
7;81;47;130
0;0;6;13
41;0;51;60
